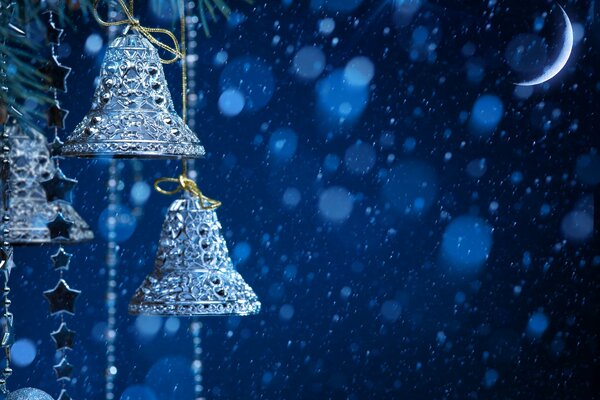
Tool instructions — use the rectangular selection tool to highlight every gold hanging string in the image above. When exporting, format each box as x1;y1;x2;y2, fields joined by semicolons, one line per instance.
92;0;182;64
151;0;221;210
154;175;222;210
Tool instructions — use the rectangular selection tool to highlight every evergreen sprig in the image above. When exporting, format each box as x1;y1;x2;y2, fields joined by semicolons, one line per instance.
0;0;246;127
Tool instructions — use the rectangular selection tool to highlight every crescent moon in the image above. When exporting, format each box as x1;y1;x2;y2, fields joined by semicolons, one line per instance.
516;5;573;86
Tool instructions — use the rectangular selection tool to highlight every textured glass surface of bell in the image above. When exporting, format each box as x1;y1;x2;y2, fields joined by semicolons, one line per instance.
6;387;54;400
0;122;94;245
129;196;261;316
62;30;205;159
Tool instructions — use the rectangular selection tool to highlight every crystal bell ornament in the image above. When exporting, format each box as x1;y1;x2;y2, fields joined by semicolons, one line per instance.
0;121;94;245
129;194;261;316
6;388;54;400
62;28;205;159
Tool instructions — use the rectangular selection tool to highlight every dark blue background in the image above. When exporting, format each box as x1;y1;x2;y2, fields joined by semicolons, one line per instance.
7;0;600;399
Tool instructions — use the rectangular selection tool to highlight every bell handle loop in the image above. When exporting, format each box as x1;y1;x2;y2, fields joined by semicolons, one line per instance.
154;176;222;211
154;177;183;196
92;0;183;64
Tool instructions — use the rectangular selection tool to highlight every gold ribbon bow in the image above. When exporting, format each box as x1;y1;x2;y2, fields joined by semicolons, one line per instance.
154;175;222;210
92;0;183;64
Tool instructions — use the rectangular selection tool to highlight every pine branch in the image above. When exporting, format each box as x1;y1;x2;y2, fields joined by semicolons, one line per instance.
1;0;248;127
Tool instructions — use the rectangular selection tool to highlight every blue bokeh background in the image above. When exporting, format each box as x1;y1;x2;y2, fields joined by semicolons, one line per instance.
6;0;600;399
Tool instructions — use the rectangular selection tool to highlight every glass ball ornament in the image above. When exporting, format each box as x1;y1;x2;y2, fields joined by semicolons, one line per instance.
7;388;53;400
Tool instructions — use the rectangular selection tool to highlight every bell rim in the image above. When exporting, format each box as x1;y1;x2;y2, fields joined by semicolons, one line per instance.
61;143;206;160
127;300;262;317
1;232;95;246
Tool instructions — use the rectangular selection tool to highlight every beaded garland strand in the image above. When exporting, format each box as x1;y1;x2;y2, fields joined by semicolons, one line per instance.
40;10;82;400
0;3;14;394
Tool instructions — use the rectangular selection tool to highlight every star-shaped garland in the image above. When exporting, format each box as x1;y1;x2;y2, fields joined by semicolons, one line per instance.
39;54;71;93
51;322;75;350
43;279;80;315
53;357;73;381
41;168;77;202
50;247;72;271
47;212;73;241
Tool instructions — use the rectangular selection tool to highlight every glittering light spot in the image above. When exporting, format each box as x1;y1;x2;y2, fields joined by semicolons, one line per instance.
441;216;493;273
10;339;36;368
232;242;252;264
279;304;295;321
382;160;438;216
340;286;352;299
344;142;376;174
214;50;228;66
218;89;245;117
344;56;375;87
527;312;549;338
268;128;298;161
380;300;402;322
510;171;524;185
316;70;369;123
262;371;274;385
98;205;137;243
318;186;354;223
412;26;429;46
135;315;163;338
293;46;326;79
283;187;301;208
324;154;341;171
318;18;335;35
130;181;151;206
84;34;103;56
469;94;504;136
120;385;157;400
483;369;499;388
561;210;594;242
220;56;275;112
402;137;416;153
466;158;487;178
164;317;180;335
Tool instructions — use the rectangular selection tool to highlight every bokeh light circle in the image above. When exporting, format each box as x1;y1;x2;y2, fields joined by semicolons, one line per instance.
561;210;594;242
527;312;549;338
318;186;354;223
316;70;369;122
293;46;326;80
344;56;375;87
344;141;376;174
10;339;36;368
135;315;162;338
268;128;298;161
469;94;504;136
441;216;493;273
130;181;151;206
218;89;245;117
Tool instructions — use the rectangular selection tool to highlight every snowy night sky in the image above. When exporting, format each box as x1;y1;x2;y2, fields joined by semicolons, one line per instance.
6;0;600;399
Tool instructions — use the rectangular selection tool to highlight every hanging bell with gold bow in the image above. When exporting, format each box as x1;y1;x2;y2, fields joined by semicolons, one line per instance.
0;120;94;245
128;194;261;316
62;29;205;159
